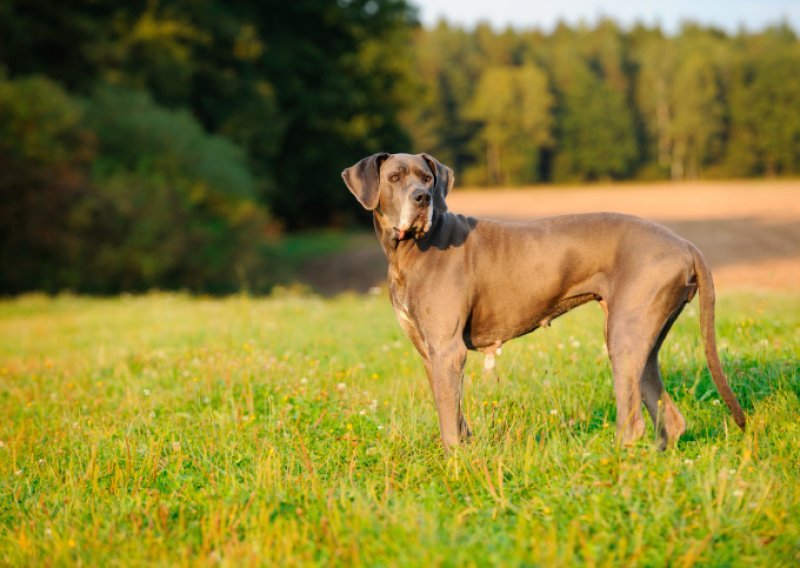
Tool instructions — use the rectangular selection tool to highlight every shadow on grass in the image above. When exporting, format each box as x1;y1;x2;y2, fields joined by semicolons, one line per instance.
572;355;798;444
672;354;798;443
665;355;799;411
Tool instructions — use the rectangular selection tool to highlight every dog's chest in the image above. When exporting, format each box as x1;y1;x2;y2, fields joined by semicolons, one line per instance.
388;275;423;339
389;281;414;324
394;301;414;325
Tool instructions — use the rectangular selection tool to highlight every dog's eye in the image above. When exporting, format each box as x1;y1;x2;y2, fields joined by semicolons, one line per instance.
389;174;400;182
423;174;432;183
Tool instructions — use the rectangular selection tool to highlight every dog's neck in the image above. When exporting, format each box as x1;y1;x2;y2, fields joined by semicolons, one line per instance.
373;208;446;263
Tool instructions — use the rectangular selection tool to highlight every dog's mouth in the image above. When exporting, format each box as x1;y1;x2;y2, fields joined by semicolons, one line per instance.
394;212;432;241
394;226;418;241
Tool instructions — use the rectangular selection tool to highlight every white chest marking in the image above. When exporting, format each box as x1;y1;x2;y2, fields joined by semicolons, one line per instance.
396;303;413;324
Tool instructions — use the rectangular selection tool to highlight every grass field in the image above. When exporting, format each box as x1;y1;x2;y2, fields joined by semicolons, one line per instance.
1;290;798;565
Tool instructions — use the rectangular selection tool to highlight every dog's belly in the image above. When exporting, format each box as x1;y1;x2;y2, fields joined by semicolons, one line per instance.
463;240;608;350
464;292;597;350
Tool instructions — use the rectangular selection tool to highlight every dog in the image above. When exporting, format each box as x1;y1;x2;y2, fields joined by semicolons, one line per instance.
341;152;746;450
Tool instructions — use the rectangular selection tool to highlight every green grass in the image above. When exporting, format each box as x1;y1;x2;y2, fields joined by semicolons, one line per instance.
1;290;798;566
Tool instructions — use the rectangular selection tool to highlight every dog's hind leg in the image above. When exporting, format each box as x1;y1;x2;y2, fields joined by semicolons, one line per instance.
641;296;691;449
606;302;671;447
606;329;649;447
606;273;694;448
642;351;686;450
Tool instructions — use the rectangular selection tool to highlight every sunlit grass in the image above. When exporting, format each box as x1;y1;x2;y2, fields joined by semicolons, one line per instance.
1;291;798;565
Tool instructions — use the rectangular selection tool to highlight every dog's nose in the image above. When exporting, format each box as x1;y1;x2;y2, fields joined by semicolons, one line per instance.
412;188;431;207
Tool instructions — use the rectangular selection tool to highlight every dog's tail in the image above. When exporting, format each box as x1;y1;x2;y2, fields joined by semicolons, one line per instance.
690;243;746;430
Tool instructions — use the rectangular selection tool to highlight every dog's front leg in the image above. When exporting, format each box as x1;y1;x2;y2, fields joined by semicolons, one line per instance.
428;338;470;449
393;302;469;446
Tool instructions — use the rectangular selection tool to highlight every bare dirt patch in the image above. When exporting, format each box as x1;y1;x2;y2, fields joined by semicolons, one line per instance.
298;180;800;294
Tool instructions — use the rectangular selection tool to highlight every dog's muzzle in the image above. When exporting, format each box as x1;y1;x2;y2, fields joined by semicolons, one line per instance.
396;188;433;240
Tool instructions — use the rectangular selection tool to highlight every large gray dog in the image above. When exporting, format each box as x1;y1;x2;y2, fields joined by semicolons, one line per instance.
342;152;746;450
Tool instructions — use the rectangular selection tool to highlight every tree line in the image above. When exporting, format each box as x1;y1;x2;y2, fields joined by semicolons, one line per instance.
404;20;800;186
0;1;798;294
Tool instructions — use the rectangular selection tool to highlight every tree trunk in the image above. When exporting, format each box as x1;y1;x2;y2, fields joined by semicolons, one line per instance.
671;140;685;181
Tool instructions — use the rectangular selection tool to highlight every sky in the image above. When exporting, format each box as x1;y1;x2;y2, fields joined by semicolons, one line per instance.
413;0;800;33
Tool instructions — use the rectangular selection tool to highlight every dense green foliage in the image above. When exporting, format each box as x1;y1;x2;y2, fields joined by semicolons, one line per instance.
1;292;798;564
0;77;270;294
0;3;798;293
0;0;416;294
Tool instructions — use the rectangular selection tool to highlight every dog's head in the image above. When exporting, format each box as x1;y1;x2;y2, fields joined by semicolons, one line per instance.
341;153;454;240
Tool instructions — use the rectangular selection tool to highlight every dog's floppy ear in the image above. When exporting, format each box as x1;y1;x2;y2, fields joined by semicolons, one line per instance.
341;153;390;210
422;153;454;211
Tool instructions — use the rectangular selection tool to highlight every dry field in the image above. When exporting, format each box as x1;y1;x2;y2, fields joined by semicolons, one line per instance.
301;179;800;294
